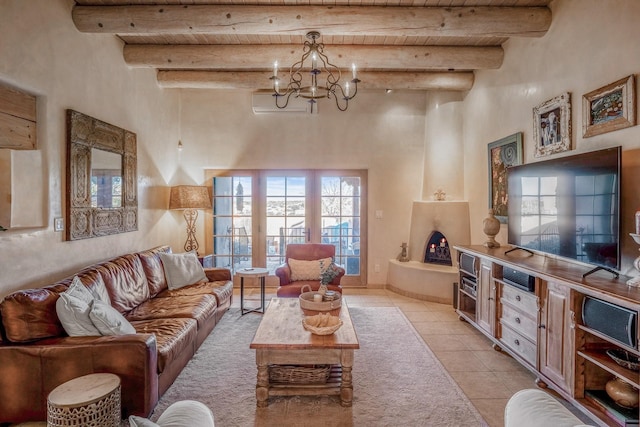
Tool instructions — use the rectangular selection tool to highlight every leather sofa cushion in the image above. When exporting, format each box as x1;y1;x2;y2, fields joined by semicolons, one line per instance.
99;254;150;314
130;318;197;373
126;295;218;331
138;246;171;298
0;283;68;342
156;280;233;307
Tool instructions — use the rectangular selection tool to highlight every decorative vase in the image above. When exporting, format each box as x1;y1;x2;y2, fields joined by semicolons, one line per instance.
398;242;410;262
605;377;639;409
483;209;501;248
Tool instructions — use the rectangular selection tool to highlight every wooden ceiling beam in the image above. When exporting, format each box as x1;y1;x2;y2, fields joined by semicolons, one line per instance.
72;5;551;38
156;70;475;91
124;44;503;71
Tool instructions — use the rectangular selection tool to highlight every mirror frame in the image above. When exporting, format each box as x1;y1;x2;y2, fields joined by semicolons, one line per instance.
65;109;137;240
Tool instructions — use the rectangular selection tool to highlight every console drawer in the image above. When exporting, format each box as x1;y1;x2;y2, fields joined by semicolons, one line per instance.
501;284;537;314
501;324;536;366
501;304;537;342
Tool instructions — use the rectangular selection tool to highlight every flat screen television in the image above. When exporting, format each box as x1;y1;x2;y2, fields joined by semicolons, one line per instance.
507;146;621;276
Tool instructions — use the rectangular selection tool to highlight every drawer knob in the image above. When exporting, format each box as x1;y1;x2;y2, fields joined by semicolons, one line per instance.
515;295;521;302
514;339;520;346
515;317;521;324
539;324;546;329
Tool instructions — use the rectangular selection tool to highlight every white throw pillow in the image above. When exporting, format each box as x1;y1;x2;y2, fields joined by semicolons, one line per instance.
56;293;101;336
67;276;98;304
89;300;136;335
129;400;214;427
159;252;208;290
156;400;215;427
129;416;159;427
289;257;332;281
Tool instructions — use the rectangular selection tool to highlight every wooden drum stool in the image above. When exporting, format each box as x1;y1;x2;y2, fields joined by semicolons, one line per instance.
47;373;121;427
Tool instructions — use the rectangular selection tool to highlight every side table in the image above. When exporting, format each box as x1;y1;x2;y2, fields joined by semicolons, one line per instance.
236;267;268;315
47;373;121;427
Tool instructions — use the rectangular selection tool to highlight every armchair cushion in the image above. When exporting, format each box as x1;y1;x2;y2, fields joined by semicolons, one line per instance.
289;257;333;281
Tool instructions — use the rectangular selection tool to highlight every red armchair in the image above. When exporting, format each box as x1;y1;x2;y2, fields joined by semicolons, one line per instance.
275;244;345;297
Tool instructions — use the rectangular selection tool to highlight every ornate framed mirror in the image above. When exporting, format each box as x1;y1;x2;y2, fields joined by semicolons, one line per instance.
66;109;137;240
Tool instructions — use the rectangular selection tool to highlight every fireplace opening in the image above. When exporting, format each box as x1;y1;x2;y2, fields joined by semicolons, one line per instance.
424;231;452;266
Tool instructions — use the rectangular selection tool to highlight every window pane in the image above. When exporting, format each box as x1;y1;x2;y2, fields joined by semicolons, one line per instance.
213;175;253;271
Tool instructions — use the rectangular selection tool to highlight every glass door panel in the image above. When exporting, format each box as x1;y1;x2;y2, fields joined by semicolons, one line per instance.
265;175;309;272
212;176;253;270
320;175;362;280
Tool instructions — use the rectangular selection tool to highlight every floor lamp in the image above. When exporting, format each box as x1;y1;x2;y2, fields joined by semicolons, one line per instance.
169;185;212;254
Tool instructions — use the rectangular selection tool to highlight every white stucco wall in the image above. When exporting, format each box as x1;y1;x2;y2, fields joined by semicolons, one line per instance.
462;0;640;276
177;89;428;285
0;0;181;296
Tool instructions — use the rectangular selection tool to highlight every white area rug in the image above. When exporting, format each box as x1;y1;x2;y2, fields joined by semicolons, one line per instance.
150;306;485;426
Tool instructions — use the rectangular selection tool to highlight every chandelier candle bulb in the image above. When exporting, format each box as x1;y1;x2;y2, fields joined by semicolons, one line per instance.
352;64;357;80
273;61;278;78
345;82;350;97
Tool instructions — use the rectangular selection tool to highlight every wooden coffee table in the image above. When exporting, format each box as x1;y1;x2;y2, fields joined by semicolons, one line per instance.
249;298;360;407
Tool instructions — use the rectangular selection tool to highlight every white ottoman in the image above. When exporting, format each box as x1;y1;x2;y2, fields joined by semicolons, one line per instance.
504;389;594;427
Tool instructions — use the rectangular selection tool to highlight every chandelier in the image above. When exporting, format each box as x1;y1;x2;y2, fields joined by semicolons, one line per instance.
270;31;360;113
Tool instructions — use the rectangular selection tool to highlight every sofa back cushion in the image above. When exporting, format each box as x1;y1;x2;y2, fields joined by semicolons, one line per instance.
285;244;336;262
138;246;171;297
0;283;68;342
98;254;150;314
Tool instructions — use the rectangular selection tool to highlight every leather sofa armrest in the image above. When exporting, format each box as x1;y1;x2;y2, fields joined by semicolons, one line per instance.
275;264;291;285
0;334;158;424
204;267;232;282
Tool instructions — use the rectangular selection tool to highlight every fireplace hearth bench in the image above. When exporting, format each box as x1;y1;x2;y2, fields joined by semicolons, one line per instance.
0;245;233;424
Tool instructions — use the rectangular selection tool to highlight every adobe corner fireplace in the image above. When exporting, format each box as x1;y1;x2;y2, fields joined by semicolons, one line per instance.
423;231;452;266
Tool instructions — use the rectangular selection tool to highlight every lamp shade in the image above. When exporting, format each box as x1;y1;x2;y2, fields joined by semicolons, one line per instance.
169;185;211;210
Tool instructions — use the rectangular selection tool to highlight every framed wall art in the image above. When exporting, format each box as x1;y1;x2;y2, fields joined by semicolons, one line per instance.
533;92;571;158
487;132;523;224
582;75;636;138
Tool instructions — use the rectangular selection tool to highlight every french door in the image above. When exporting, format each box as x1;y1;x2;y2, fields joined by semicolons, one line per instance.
206;169;366;286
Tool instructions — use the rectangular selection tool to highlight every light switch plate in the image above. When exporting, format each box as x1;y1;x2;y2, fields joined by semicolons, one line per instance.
54;217;64;232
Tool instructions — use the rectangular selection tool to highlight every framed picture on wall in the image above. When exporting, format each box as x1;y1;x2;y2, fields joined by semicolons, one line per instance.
533;92;571;158
582;75;636;138
487;132;523;224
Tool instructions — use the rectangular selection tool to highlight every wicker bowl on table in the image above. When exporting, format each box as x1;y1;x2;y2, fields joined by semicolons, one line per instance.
302;313;343;335
299;285;342;316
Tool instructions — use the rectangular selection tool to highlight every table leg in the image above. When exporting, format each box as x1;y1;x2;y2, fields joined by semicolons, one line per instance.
240;277;245;315
260;276;265;312
255;350;270;407
340;350;354;407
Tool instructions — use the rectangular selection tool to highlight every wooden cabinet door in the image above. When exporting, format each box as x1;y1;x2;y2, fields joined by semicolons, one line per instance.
476;259;494;335
539;281;573;393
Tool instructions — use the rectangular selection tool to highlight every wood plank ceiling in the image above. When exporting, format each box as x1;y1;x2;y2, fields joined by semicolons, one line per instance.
72;0;552;91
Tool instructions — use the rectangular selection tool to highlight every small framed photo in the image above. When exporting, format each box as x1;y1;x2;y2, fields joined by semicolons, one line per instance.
488;132;523;224
533;92;571;158
582;75;636;138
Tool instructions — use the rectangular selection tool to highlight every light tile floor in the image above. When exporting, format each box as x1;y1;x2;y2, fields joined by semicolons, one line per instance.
236;287;539;427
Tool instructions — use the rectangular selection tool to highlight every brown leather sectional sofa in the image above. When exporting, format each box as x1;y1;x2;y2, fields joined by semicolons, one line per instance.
0;245;233;424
